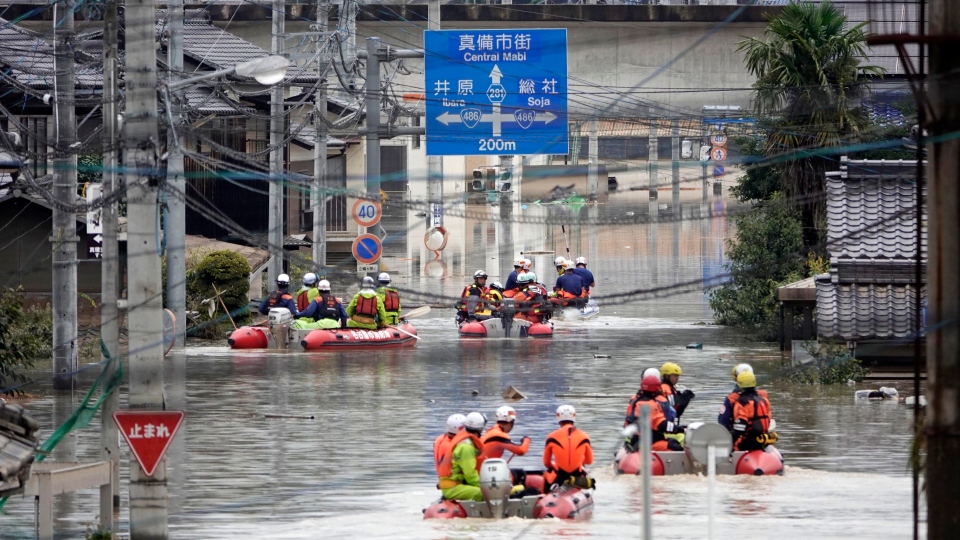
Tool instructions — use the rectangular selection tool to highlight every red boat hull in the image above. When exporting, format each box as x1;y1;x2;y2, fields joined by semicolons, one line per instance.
458;320;553;338
613;449;667;476
735;447;784;475
533;488;594;520
614;446;784;476
300;323;417;349
227;327;269;349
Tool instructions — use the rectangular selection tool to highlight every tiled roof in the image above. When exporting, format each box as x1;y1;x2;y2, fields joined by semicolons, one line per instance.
0;402;40;497
289;122;349;149
158;10;320;86
816;276;923;340
826;157;925;263
0;19;102;90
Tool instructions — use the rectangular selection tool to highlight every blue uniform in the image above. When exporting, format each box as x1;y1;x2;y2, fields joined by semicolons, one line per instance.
297;294;348;325
573;267;595;291
258;289;298;316
555;272;584;297
504;270;520;291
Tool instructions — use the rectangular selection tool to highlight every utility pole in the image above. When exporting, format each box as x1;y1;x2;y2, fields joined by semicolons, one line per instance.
587;117;598;198
926;0;960;536
313;0;329;268
52;0;78;390
101;0;121;511
268;0;286;282
648;117;658;200
165;0;186;349
671;118;680;209
426;0;443;227
365;37;382;197
124;0;168;535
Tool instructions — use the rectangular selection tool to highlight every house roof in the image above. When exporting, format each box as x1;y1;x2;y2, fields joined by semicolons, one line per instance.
289;122;349;149
0;20;101;91
826;157;925;264
816;276;923;341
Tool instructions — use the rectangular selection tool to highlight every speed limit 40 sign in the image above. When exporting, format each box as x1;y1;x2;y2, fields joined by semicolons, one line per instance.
352;199;382;228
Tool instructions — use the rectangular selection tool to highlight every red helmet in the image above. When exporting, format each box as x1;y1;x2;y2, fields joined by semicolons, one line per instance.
640;372;661;393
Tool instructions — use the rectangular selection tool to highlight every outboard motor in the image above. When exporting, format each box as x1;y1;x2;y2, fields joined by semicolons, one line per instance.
268;308;293;326
479;458;513;519
500;299;516;337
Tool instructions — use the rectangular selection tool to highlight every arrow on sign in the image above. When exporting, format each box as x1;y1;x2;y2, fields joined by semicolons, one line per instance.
489;64;503;84
436;111;557;127
93;234;103;244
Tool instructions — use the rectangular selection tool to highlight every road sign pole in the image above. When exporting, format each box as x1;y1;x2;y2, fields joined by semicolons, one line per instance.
426;1;443;229
365;37;381;197
268;0;285;284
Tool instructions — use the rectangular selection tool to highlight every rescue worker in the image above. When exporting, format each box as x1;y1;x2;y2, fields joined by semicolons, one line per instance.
554;256;566;281
624;370;684;451
543;405;595;490
375;272;402;326
296;272;321;312
483;282;505;314
552;260;584;307
659;362;695;418
504;258;525;293
513;273;550;323
294;280;347;329
438;412;487;502
521;258;532;274
481;406;531;461
731;371;776;451
572;257;595;294
346;276;387;329
434;413;466;478
258;273;298;316
456;270;489;323
719;364;765;431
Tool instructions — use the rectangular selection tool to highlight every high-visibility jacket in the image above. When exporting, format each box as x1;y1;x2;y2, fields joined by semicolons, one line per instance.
480;424;530;460
346;290;387;326
719;388;769;431
437;431;484;489
456;283;487;314
543;424;593;476
733;389;771;439
376;286;401;313
625;393;680;442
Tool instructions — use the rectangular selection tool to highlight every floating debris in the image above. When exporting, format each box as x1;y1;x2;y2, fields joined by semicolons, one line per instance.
264;414;315;420
471;389;480;396
854;387;899;400
502;385;526;400
593;354;611;359
904;396;927;408
686;342;703;349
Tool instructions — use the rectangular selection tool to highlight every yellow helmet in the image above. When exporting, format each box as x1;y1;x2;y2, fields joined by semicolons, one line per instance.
736;371;757;389
660;362;682;377
731;363;753;380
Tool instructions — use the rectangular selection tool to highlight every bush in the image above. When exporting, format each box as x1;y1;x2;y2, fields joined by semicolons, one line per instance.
709;197;806;340
784;341;870;384
0;289;37;396
186;250;251;338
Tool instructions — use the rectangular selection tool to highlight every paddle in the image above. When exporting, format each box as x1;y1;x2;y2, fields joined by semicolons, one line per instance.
401;306;431;319
393;325;421;341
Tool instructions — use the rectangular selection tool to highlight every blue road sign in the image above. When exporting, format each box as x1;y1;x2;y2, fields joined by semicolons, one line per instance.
713;165;725;176
425;29;568;156
352;234;382;264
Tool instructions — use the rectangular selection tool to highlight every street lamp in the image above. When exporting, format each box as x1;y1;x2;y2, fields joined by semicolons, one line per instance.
166;55;291;90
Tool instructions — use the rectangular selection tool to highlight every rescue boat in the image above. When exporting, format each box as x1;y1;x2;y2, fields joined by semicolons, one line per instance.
458;317;553;338
228;308;310;350
613;445;784;476
553;298;600;320
423;459;593;521
300;322;418;349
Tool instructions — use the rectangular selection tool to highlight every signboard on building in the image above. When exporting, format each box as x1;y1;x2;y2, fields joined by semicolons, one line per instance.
114;411;184;477
430;203;443;228
424;29;568;156
85;184;103;259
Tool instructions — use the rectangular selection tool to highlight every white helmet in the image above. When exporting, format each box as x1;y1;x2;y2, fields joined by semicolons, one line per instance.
563;260;575;271
495;406;517;423
303;272;318;286
732;363;754;380
514;258;525;268
446;413;466;435
318;279;331;292
464;412;487;431
377;272;391;284
474;269;488;279
556;404;576;423
522;258;532;270
555;256;566;267
642;367;661;380
277;273;290;287
575;257;587;266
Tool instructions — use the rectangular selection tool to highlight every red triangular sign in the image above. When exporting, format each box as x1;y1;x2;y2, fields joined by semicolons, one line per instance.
114;411;185;477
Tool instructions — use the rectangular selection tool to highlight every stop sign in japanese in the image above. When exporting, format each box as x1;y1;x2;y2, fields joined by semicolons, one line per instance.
114;411;185;477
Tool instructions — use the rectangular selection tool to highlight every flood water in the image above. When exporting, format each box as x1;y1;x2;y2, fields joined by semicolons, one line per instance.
2;192;924;538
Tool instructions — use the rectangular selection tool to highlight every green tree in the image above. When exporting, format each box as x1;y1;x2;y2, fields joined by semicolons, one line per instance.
0;289;36;396
709;198;806;341
738;1;882;248
186;250;252;337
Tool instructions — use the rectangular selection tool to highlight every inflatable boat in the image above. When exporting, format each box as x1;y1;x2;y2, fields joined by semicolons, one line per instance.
613;445;784;476
423;459;593;521
227;308;310;350
458;316;553;338
300;322;417;349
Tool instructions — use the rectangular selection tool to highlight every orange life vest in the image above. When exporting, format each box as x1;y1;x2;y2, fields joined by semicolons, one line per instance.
437;430;484;479
543;424;593;475
456;284;487;313
625;396;669;441
480;424;528;460
296;290;312;312
433;433;455;477
383;289;400;312
734;391;771;434
354;295;379;318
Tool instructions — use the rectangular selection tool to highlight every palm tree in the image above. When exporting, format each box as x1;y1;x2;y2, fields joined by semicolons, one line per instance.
738;1;883;249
